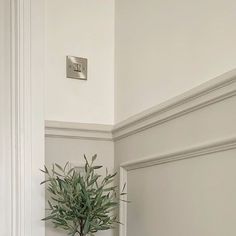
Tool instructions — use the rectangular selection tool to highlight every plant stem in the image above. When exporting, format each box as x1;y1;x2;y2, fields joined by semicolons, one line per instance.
79;220;84;236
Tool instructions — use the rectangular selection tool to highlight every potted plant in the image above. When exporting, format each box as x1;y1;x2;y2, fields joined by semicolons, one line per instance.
41;155;126;236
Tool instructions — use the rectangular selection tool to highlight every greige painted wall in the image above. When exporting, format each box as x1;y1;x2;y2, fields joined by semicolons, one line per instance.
127;151;236;236
115;0;236;122
115;91;236;235
115;96;236;164
45;137;115;236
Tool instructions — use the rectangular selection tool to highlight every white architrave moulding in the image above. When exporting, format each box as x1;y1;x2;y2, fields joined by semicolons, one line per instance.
9;0;45;236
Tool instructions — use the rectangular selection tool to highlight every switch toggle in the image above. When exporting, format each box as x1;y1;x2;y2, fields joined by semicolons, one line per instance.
66;56;87;80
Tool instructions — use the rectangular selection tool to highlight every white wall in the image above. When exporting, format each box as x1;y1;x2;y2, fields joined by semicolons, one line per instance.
115;0;236;122
45;0;236;124
45;0;114;124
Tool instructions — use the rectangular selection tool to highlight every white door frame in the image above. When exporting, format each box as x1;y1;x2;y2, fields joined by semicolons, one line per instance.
0;0;45;235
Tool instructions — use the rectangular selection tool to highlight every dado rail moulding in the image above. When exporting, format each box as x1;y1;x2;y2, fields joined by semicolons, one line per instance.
45;69;236;236
46;69;236;141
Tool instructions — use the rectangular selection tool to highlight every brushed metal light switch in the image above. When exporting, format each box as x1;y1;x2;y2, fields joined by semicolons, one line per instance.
66;56;87;80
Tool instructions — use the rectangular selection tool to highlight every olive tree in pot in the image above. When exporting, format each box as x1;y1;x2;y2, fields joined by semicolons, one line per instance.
41;155;126;236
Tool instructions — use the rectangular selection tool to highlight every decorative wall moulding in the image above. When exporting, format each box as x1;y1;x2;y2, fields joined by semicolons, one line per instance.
8;0;45;235
120;136;236;170
45;120;113;141
119;135;236;236
45;69;236;142
113;69;236;140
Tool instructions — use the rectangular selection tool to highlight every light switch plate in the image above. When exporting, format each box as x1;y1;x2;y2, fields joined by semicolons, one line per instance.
66;56;87;80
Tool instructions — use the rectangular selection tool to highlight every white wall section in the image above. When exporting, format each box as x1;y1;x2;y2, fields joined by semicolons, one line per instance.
45;0;115;124
45;0;236;124
115;0;236;122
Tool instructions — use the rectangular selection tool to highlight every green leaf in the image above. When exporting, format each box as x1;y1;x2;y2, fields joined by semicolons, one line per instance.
92;165;103;169
84;218;90;234
42;214;56;221
63;162;69;172
67;167;75;176
121;183;126;193
92;154;97;162
44;165;49;174
48;200;53;210
55;163;64;172
40;180;50;185
40;168;47;173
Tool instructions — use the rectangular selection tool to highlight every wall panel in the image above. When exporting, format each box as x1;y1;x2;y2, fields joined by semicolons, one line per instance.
127;150;236;236
115;72;236;236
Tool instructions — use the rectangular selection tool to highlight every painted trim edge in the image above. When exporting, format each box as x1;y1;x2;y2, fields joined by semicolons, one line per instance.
119;135;236;236
45;120;113;141
45;69;236;141
113;69;236;140
121;136;236;170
